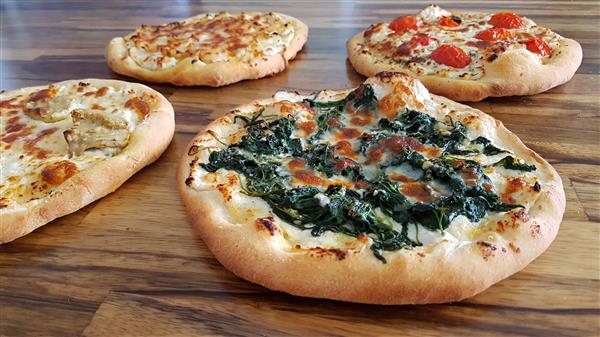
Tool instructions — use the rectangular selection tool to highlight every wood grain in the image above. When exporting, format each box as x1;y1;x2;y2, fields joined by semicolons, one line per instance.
1;1;599;336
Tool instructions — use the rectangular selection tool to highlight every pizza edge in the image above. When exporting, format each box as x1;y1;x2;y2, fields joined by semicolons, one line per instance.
105;12;309;87
346;31;582;102
1;79;175;244
177;81;565;304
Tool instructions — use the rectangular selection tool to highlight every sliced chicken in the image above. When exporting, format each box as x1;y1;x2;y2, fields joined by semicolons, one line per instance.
63;109;130;156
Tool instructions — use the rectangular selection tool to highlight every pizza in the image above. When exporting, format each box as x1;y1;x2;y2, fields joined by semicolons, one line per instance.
178;72;565;304
347;5;582;101
1;79;174;243
106;12;308;87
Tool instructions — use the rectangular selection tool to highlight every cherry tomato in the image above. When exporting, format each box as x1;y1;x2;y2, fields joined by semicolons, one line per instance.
475;28;515;41
439;16;460;27
489;12;523;29
389;15;419;33
410;33;436;46
525;37;552;57
430;45;471;68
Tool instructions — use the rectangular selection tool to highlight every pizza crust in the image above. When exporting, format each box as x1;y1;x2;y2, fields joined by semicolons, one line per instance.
347;32;582;102
106;12;308;87
1;79;175;244
177;76;565;304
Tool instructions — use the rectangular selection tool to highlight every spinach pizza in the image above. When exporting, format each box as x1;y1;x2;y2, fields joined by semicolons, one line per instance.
347;5;582;101
178;72;565;304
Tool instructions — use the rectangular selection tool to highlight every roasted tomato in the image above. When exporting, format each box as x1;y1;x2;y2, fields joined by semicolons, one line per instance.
489;12;523;29
475;28;515;41
394;34;437;57
389;15;419;33
410;33;436;46
439;16;460;27
430;44;471;68
525;37;552;57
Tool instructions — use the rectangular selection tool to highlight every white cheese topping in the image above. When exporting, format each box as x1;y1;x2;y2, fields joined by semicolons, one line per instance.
124;12;297;70
0;82;151;210
418;5;451;23
187;74;548;254
359;5;563;80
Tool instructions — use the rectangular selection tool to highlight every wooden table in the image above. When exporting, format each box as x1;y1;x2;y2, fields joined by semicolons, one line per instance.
1;1;599;336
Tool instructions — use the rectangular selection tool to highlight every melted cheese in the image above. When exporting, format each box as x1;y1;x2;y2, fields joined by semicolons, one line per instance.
357;5;563;80
124;12;297;70
187;73;548;253
418;4;451;23
0;81;152;210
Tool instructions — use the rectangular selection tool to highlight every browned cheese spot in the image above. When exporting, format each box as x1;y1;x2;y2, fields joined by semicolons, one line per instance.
255;216;279;236
216;183;231;201
215;174;238;201
0;98;23;110
95;87;109;97
496;208;530;233
308;247;348;261
2;116;31;143
124;97;150;119
530;224;542;238
477;241;497;261
25;127;58;159
28;86;56;102
502;177;527;204
41;160;79;185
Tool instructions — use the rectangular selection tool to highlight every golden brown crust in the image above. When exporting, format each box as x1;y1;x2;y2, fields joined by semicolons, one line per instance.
1;79;175;243
106;12;308;87
177;75;565;304
347;32;582;102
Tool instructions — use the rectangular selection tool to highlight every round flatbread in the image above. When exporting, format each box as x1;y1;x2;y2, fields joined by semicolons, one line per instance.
106;12;308;87
347;5;582;101
178;72;565;305
1;79;174;243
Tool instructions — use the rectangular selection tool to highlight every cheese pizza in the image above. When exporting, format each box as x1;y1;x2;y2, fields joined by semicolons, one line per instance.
347;5;582;101
106;12;308;87
1;79;174;243
178;72;565;304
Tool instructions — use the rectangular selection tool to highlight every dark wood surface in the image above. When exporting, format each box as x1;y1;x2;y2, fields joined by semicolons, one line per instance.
1;1;599;336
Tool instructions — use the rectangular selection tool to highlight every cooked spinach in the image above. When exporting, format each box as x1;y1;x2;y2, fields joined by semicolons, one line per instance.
202;147;247;173
233;107;265;127
202;148;285;195
364;176;411;223
410;186;521;233
303;89;352;142
472;136;508;156
422;160;465;192
352;84;377;110
377;109;468;154
307;109;342;142
200;89;535;262
301;143;364;181
236;114;302;156
409;203;449;232
304;91;355;110
262;183;413;262
493;156;537;171
305;84;376;142
359;131;387;155
388;149;426;168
